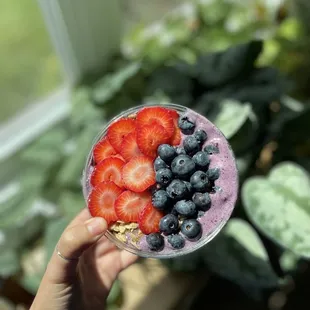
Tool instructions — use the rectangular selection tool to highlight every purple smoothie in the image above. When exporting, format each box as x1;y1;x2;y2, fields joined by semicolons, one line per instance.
82;104;238;258
138;109;238;255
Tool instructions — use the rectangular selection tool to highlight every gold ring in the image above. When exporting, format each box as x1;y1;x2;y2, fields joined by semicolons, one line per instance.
55;245;79;262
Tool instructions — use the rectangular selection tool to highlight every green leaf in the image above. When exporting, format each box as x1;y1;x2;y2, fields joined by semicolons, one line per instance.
93;62;141;104
59;191;85;219
71;86;104;130
279;250;300;274
199;0;233;25
0;249;20;277
214;100;252;139
20;127;67;168
0;297;14;310
193;40;263;88
20;244;45;294
20;273;43;295
45;218;70;263
57;125;102;189
107;279;122;305
203;219;278;296
236;153;253;179
242;162;310;257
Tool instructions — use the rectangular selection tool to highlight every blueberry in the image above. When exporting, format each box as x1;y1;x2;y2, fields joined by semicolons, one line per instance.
146;233;164;251
183;181;193;196
178;116;195;135
152;190;171;211
158;144;177;164
207;167;220;181
194;129;208;144
181;219;202;240
159;214;179;235
154;157;168;171
171;155;195;179
204;144;219;155
166;179;188;200
183;136;200;155
156;168;173;186
168;234;185;249
175;146;186;155
175;200;197;217
197;210;205;218
190;171;209;192
192;151;210;170
192;192;211;211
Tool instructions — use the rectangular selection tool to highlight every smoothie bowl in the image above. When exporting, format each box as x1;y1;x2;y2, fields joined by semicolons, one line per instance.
82;103;238;258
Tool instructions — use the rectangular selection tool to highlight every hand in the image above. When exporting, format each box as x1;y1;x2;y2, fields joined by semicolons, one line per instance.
30;209;138;310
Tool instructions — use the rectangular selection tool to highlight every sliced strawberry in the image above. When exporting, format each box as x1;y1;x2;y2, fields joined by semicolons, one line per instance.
115;190;151;222
170;127;181;146
138;202;164;234
119;132;143;162
93;137;117;164
137;107;174;138
136;124;170;158
168;109;182;146
88;181;123;224
167;109;179;121
91;157;125;187
113;154;126;161
122;155;156;192
107;118;136;152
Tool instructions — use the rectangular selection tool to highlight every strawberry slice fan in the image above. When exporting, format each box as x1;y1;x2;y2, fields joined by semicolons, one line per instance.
87;106;179;234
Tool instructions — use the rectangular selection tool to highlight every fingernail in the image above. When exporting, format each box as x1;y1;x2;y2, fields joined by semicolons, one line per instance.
86;218;107;236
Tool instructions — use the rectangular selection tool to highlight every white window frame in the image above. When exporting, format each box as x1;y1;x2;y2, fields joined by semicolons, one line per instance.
0;0;122;162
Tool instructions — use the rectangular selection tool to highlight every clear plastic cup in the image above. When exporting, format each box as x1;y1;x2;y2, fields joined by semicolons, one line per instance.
82;103;238;259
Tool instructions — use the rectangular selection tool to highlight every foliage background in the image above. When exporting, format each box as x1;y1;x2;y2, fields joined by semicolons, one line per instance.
1;0;310;308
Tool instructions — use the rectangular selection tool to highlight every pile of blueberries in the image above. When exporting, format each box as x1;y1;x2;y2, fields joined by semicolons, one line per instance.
146;115;220;251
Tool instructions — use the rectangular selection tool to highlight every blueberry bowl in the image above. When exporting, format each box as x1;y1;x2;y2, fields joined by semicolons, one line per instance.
82;103;238;259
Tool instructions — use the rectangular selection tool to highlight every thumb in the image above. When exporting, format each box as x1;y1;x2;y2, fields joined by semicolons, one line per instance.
46;217;107;284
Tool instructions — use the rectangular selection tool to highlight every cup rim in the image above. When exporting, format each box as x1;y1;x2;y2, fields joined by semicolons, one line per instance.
81;103;239;259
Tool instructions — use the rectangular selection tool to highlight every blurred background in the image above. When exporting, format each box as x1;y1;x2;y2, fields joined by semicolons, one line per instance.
1;0;310;309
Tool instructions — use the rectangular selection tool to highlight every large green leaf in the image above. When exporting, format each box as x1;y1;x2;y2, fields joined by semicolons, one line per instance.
279;250;300;274
92;62;141;104
0;172;57;251
20;127;67;168
203;219;278;297
59;191;85;219
193;40;263;88
0;298;14;310
45;218;70;263
242;162;310;257
57;125;101;189
0;249;20;277
20;244;45;294
213;99;252;139
107;280;122;306
71;86;104;130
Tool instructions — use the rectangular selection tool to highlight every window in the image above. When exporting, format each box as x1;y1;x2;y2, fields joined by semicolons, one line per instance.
0;0;63;124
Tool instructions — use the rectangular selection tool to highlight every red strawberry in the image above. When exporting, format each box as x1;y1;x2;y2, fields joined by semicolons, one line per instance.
138;202;164;234
91;157;125;187
168;109;182;146
136;124;170;158
168;109;179;121
115;190;151;222
113;154;126;161
88;181;123;224
122;155;156;192
119;132;143;162
137;107;174;138
107;118;136;152
93;137;117;164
